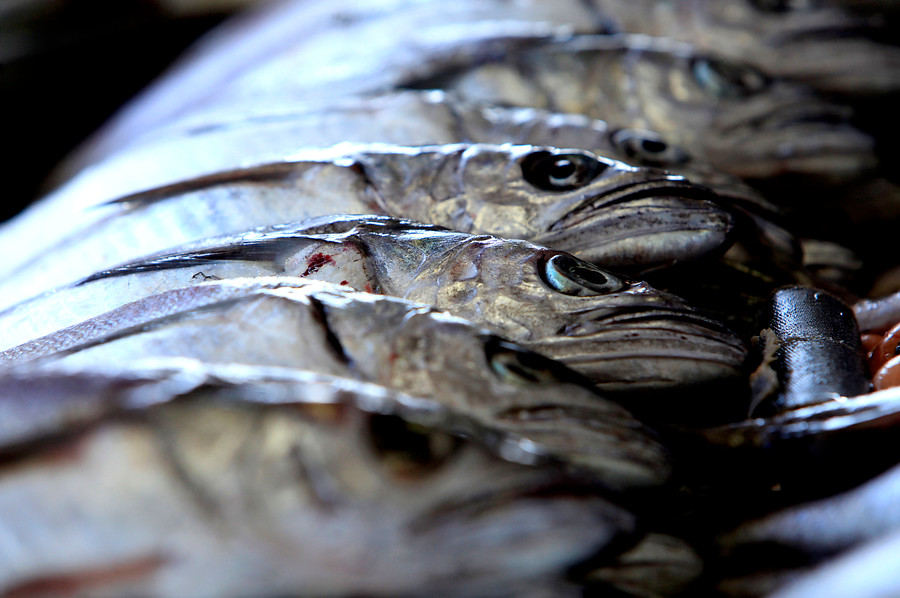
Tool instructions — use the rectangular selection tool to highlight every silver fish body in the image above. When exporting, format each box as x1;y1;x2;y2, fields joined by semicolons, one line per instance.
401;34;876;185
0;361;637;598
0;216;747;393
1;277;673;490
588;0;900;95
0;143;731;311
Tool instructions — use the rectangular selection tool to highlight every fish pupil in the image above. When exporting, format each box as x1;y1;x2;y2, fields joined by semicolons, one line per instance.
641;139;668;154
570;264;609;286
549;159;577;184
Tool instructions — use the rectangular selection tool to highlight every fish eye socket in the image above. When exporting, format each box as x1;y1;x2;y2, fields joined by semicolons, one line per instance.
690;57;769;99
485;337;566;385
540;254;627;296
521;151;606;192
610;129;691;167
368;414;461;477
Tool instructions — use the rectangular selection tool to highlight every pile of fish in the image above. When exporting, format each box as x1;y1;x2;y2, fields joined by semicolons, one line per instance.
1;0;900;595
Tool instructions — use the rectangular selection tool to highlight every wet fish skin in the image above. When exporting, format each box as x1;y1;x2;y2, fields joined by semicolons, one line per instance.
766;529;900;598
403;34;876;185
0;215;747;392
0;143;732;311
1;277;673;490
588;0;900;95
748;286;870;417
719;457;900;559
0;362;637;598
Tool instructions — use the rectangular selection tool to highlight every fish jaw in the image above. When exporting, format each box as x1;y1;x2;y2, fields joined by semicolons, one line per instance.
532;179;735;270
526;304;748;394
706;96;878;184
0;370;638;597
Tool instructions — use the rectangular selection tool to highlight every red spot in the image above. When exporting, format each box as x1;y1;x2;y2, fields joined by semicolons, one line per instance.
340;280;349;285
301;253;335;277
5;555;166;598
364;283;374;293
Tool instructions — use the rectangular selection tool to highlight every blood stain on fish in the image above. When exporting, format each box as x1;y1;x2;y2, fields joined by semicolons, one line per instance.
302;253;336;277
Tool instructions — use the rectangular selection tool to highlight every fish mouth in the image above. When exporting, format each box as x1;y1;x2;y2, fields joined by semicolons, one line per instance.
766;24;900;94
537;179;734;269
527;307;747;392
713;102;877;183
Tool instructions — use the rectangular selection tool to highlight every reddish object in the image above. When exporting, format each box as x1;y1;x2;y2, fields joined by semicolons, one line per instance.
301;253;335;277
874;354;900;391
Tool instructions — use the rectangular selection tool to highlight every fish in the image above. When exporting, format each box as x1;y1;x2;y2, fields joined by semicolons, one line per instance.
0;360;638;598
0;215;748;394
747;286;870;417
0;143;732;311
400;34;877;185
50;89;801;268
587;0;900;95
0;277;673;490
766;530;900;598
719;455;900;559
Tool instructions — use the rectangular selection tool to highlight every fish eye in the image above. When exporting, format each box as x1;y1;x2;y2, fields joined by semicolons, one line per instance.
485;337;568;385
749;0;818;12
690;57;769;99
540;254;627;296
521;151;607;192
610;129;691;168
368;414;461;477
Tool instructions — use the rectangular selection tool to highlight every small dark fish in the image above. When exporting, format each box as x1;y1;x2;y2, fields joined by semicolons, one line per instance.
748;286;870;417
0;361;638;598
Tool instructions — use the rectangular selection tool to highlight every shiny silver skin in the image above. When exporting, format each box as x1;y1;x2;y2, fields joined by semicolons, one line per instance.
1;277;672;490
588;0;900;95
57;88;798;264
701;384;900;451
0;361;637;598
49;88;796;275
767;530;900;598
403;34;876;184
0;143;730;312
720;453;900;557
0;215;747;393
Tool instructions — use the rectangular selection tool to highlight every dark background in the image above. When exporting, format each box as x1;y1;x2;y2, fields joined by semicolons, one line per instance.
0;0;237;223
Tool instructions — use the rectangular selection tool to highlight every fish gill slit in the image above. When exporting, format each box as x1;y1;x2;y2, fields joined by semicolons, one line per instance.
306;296;354;368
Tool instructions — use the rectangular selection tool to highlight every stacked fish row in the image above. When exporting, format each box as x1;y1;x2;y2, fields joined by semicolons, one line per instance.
1;0;899;596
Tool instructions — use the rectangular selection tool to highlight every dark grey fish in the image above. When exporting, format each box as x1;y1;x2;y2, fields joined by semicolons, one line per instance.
748;286;870;417
1;277;673;490
0;216;747;394
0;144;731;311
0;361;638;598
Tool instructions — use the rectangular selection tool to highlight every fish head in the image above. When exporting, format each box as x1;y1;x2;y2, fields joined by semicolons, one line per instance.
595;38;877;183
148;375;639;596
685;0;900;95
308;287;672;489
356;143;735;270
0;365;635;597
